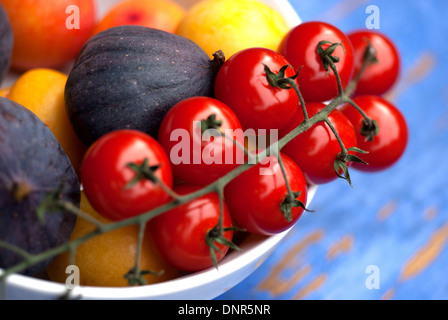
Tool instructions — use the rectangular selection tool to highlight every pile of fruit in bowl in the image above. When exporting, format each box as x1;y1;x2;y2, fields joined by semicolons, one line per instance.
0;0;407;300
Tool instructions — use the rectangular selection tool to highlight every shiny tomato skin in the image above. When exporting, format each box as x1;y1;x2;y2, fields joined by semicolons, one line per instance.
158;96;245;186
348;30;400;96
280;21;354;102
214;47;299;131
340;95;408;172
279;103;358;185
81;129;173;221
224;153;307;236
147;184;234;272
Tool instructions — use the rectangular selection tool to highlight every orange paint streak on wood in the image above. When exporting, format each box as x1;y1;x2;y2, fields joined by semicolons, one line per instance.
385;52;436;103
423;206;438;221
292;274;327;300
399;221;448;282
256;230;324;296
381;288;396;300
270;265;312;297
326;234;354;260
376;200;398;221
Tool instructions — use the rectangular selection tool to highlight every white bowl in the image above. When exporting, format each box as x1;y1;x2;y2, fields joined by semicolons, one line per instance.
0;0;308;300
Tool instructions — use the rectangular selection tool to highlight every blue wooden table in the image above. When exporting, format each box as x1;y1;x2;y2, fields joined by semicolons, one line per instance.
217;0;448;300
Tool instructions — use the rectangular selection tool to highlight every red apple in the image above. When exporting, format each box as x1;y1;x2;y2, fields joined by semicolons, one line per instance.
93;0;186;35
0;0;96;71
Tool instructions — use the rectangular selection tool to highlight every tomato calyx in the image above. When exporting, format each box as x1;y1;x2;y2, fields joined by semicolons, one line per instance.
264;64;309;121
126;157;180;201
126;158;161;188
317;40;346;77
360;118;380;142
206;225;242;269
124;266;164;286
263;64;299;90
200;113;223;133
280;191;310;222
334;147;369;187
344;40;379;97
361;40;379;66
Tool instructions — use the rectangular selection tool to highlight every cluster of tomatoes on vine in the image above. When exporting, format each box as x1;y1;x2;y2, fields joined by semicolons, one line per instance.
78;21;408;274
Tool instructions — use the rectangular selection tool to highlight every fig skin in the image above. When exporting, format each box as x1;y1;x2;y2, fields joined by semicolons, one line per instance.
0;3;13;84
65;25;224;147
0;97;80;276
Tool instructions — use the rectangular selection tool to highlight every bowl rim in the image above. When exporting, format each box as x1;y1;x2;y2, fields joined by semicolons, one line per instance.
1;185;317;299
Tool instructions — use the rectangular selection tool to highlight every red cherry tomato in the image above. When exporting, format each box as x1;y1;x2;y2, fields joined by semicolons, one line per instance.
147;184;234;272
279;102;358;185
347;29;400;96
340;95;408;172
158;96;245;186
280;21;354;102
81;129;173;221
214;47;299;131
224;153;308;236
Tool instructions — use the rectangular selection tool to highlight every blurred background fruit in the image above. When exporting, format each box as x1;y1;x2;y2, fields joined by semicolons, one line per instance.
176;0;290;59
93;0;186;35
0;2;13;84
0;87;9;98
7;68;86;175
0;0;96;71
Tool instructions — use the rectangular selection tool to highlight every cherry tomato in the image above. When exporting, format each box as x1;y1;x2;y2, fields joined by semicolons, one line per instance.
340;95;408;172
158;96;245;186
81;129;173;221
279;102;358;185
280;21;354;102
147;184;234;272
214;47;299;131
224;153;308;236
347;29;400;96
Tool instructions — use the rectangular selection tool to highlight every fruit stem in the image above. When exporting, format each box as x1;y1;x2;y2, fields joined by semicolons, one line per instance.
277;153;295;204
12;182;32;202
124;222;163;286
211;50;226;71
325;118;356;187
321;54;344;98
264;64;310;121
342;96;379;141
317;40;346;97
201;113;255;163
285;74;310;122
60;200;104;229
206;185;242;269
320;45;378;142
344;41;378;97
325;118;348;158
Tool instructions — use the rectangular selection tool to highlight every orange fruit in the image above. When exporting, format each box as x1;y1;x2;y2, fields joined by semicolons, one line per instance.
0;86;10;98
176;0;290;58
94;0;186;35
46;192;179;287
8;68;86;175
0;0;96;71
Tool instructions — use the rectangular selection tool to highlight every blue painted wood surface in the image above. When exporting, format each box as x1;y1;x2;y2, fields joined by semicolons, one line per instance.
217;0;448;300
